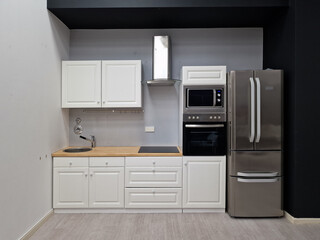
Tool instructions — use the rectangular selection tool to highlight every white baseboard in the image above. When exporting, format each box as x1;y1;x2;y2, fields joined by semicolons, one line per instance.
54;208;183;214
285;211;320;224
19;209;53;240
183;209;225;213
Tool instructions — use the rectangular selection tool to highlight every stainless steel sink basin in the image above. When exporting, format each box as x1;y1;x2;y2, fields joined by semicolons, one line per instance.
63;147;92;153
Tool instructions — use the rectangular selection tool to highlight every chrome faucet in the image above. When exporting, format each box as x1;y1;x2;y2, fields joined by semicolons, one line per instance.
80;135;96;148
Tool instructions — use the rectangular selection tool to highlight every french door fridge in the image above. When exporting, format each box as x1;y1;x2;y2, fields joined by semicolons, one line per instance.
227;70;283;217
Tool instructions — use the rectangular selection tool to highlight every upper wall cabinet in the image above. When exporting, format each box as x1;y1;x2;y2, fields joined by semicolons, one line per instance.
62;60;142;108
102;61;141;108
47;0;289;29
62;61;101;108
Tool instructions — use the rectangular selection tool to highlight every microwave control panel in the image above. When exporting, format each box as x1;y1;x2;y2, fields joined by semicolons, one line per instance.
183;113;226;122
215;89;223;107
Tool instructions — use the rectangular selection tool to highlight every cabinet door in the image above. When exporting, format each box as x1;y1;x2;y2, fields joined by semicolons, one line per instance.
62;61;101;108
182;66;226;85
102;60;141;108
53;168;89;208
183;156;226;208
89;167;124;208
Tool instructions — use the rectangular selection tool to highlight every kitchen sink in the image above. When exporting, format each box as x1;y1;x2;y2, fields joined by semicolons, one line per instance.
63;147;92;153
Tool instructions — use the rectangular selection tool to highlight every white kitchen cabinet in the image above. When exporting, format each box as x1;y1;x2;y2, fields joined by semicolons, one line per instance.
62;61;102;108
53;167;89;208
182;66;226;85
89;167;124;208
183;156;226;209
53;157;124;209
102;60;141;108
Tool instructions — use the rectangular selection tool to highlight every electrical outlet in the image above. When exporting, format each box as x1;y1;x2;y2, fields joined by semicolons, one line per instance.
145;126;155;133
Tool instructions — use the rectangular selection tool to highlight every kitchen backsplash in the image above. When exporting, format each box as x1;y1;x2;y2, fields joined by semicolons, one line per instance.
69;28;263;146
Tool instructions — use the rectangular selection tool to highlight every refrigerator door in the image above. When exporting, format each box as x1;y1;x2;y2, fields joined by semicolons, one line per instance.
254;70;283;150
228;176;283;217
228;70;255;150
228;151;282;176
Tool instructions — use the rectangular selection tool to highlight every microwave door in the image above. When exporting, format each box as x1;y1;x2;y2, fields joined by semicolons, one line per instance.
253;70;283;151
229;70;255;151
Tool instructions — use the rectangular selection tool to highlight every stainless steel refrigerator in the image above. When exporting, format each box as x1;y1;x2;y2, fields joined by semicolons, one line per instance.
227;70;283;217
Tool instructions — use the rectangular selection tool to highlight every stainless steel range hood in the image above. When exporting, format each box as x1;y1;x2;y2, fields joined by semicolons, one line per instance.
146;36;180;86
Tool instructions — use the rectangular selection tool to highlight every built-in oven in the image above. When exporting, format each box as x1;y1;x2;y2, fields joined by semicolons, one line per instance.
183;121;227;156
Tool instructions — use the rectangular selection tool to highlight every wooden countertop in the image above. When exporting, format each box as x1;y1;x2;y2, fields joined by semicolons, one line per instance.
52;146;182;157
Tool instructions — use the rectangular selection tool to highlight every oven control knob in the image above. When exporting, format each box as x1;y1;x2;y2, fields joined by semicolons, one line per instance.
196;116;199;119
217;99;221;102
218;116;221;119
209;116;213;119
192;116;195;119
188;116;191;119
217;93;221;97
214;116;217;119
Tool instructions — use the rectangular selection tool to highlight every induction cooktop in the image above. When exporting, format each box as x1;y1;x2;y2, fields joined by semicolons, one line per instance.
138;146;179;153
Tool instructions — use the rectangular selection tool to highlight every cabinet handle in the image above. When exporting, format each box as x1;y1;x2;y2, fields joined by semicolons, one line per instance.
90;173;93;177
97;101;100;104
105;162;108;165
103;101;106;104
69;162;72;166
184;163;188;166
153;161;156;165
152;169;155;173
85;173;88;177
152;190;155;194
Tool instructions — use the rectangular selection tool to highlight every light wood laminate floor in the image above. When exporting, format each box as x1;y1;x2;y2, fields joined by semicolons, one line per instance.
30;213;320;240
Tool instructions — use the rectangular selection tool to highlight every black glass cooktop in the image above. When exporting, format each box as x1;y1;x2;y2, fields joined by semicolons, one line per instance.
138;146;179;153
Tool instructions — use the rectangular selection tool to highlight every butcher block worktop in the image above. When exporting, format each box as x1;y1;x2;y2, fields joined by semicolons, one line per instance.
52;146;182;157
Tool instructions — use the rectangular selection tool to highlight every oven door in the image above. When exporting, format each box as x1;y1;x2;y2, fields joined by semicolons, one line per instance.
183;122;227;156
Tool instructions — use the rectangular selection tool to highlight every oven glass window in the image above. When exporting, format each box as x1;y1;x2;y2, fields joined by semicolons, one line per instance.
183;123;226;156
188;89;214;107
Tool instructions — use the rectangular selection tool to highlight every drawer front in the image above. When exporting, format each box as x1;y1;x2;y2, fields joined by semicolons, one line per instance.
125;188;182;208
228;176;283;217
54;157;89;167
126;157;182;167
90;157;125;167
126;167;182;187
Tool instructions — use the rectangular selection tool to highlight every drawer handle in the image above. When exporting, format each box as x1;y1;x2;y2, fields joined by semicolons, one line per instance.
184;163;188;166
152;190;155;194
90;173;93;177
105;162;108;165
153;161;156;165
152;169;155;173
84;173;88;177
69;162;72;166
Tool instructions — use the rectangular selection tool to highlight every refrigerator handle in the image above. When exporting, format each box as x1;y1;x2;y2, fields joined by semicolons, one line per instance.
249;77;255;142
237;178;279;183
255;77;261;143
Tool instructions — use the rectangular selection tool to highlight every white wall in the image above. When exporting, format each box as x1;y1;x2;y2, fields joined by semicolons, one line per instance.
69;28;262;147
0;1;69;239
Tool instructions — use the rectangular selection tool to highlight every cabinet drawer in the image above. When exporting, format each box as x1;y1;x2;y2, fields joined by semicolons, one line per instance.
126;157;182;167
90;157;125;167
125;188;182;208
126;167;182;187
54;157;89;167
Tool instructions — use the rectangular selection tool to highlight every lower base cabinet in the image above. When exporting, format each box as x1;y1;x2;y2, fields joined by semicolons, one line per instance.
53;157;124;209
53;156;226;211
183;156;226;209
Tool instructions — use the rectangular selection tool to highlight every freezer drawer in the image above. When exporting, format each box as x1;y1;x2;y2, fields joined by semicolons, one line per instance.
228;151;282;176
228;176;283;217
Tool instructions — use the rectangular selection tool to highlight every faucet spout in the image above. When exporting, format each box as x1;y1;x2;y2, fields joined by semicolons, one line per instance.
80;135;96;148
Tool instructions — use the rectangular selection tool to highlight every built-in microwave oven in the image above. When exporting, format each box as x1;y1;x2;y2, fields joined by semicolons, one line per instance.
183;85;225;114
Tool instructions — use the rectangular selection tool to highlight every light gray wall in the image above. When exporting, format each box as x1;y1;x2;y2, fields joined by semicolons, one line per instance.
0;1;70;239
69;28;262;147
